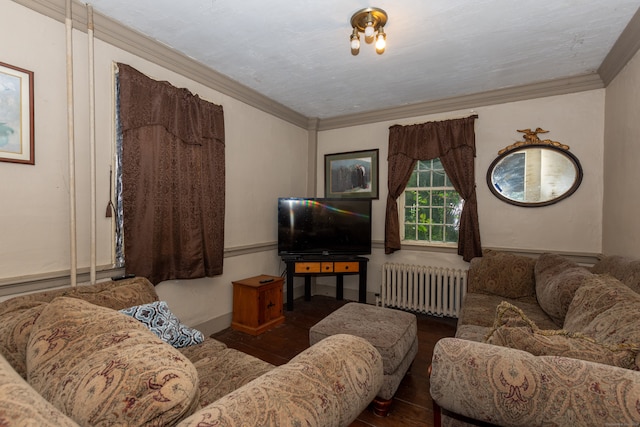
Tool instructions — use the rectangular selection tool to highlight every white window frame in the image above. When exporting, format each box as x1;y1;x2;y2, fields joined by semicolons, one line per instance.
399;159;462;247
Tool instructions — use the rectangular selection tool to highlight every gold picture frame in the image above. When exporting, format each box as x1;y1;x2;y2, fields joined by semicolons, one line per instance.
0;62;34;165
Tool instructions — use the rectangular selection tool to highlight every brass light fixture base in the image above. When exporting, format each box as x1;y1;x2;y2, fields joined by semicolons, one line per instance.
350;7;388;34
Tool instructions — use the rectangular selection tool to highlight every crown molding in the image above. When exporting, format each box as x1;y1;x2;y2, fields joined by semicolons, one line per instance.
598;6;640;85
317;73;604;130
11;0;309;129
12;0;637;133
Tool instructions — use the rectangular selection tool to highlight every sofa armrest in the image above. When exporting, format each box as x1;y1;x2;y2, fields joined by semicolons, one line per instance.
177;334;383;427
0;354;81;427
430;338;640;426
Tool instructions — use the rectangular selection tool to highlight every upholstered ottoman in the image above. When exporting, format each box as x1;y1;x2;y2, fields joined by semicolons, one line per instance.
309;302;418;417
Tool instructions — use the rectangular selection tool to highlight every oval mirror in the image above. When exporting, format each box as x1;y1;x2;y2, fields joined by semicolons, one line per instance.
487;144;583;207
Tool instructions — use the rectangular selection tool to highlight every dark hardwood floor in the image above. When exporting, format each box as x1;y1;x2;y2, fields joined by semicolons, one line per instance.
212;295;457;427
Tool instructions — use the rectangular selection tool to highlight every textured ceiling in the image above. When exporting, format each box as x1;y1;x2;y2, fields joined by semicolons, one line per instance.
86;0;640;120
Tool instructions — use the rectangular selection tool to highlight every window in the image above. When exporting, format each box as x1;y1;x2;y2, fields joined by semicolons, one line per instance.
400;159;463;245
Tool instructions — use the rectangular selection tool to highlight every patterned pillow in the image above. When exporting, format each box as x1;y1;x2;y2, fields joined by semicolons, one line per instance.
485;301;639;369
564;276;640;349
27;297;200;426
534;253;593;326
120;301;204;348
468;250;536;298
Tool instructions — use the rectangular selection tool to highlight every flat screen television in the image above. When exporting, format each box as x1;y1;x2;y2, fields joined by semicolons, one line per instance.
277;197;372;257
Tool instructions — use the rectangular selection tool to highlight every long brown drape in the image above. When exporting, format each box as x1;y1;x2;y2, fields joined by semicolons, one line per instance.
117;63;225;284
384;115;481;261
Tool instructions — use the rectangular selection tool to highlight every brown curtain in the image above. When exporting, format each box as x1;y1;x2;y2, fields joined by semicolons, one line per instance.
384;115;481;261
117;63;225;284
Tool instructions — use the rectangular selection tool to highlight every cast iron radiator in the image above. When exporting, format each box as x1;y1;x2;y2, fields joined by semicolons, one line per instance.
379;263;467;318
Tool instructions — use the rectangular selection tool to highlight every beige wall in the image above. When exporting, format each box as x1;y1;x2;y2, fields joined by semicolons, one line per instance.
603;48;640;257
0;1;308;331
316;90;605;296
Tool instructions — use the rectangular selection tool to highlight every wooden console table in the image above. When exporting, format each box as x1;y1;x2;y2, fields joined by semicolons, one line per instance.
282;256;368;311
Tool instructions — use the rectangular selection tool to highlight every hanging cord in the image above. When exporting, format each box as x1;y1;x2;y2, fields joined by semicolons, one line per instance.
106;166;115;217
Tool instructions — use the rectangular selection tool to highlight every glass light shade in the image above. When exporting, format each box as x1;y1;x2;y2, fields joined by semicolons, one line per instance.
364;23;375;38
375;32;386;52
350;31;360;50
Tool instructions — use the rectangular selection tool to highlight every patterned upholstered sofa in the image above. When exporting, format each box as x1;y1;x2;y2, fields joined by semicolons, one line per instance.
429;251;640;427
0;277;384;426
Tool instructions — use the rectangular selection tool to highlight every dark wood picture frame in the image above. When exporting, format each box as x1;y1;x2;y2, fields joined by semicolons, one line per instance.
0;61;35;165
324;149;379;199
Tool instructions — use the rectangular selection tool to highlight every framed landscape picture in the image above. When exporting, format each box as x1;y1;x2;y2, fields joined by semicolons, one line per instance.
324;149;379;199
0;62;34;165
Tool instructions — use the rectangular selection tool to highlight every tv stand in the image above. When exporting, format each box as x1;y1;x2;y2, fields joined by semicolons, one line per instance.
282;255;368;311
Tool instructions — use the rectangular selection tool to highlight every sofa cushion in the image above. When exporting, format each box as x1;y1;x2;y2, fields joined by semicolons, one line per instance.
591;255;640;294
458;293;557;332
27;297;200;427
178;338;228;363
468;250;536;298
486;302;639;369
192;348;274;408
535;253;593;326
564;276;640;350
120;301;204;348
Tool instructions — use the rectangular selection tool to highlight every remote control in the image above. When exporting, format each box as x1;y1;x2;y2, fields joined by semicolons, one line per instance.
259;278;274;283
111;273;136;281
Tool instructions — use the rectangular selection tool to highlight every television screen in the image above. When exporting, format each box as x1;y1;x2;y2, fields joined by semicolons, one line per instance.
277;198;372;257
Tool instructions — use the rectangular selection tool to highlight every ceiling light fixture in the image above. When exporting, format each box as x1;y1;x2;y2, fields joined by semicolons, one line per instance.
349;7;388;55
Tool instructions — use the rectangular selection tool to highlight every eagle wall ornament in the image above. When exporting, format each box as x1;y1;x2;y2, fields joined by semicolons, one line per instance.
498;128;570;155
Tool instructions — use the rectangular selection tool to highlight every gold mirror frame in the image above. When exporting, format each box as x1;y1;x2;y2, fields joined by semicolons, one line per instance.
486;129;583;207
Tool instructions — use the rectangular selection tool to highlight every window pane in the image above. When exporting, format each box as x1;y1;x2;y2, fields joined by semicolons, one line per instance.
405;207;416;223
418;160;431;170
418;171;431;187
432;208;444;224
432;191;444;207
405;191;417;206
445;190;461;203
418;207;430;223
445;206;458;225
418;225;429;240
432;158;443;170
405;225;416;240
407;171;418;187
432;225;444;241
445;226;459;243
418;190;430;206
433;170;445;186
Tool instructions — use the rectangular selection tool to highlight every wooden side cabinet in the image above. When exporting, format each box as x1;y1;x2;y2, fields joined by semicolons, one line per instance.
231;275;285;335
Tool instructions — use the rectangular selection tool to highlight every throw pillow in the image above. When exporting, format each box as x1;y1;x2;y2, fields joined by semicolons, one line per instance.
565;276;640;353
27;297;200;427
468;250;536;298
563;274;631;332
591;255;640;294
485;302;639;370
534;253;593;326
484;300;538;337
488;326;639;370
120;301;204;348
